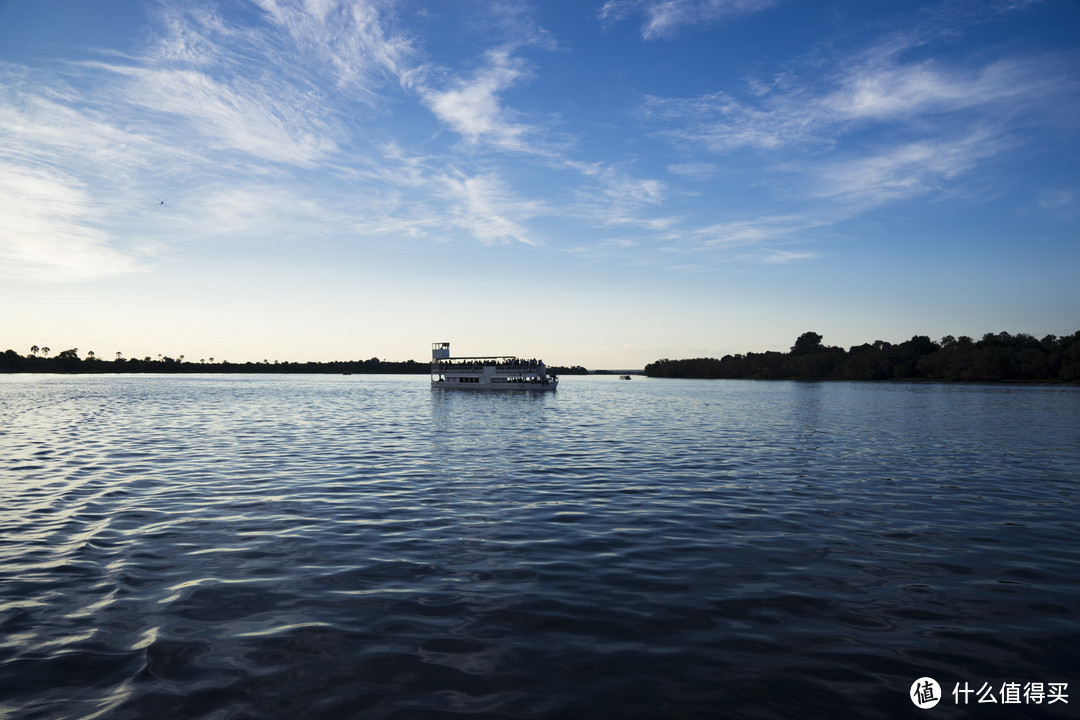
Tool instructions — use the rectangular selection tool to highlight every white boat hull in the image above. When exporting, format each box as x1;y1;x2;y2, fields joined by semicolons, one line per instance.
430;378;558;391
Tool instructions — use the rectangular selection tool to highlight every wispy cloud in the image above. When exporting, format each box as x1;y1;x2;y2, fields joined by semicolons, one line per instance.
421;48;541;153
1039;189;1073;210
3;0;1070;287
685;214;818;249
643;55;1072;155
0;66;163;280
640;13;1078;228
0;0;422;281
755;248;821;264
600;0;780;39
243;0;413;92
102;0;417;167
437;170;545;245
103;64;338;167
0;159;140;281
820;55;1071;126
653;213;827;268
811;130;1007;207
667;162;719;180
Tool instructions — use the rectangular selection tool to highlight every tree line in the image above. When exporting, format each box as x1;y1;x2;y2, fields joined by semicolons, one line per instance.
0;348;593;375
644;331;1080;382
0;350;430;374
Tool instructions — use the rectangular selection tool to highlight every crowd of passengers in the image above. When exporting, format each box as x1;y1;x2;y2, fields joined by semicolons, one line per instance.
434;358;542;371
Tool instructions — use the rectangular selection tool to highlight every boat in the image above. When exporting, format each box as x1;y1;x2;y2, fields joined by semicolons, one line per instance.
430;342;558;391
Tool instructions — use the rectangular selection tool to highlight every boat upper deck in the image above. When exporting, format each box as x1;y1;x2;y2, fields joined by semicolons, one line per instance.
432;357;545;372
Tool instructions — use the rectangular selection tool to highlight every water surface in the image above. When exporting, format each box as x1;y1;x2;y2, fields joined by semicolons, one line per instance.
1;375;1078;718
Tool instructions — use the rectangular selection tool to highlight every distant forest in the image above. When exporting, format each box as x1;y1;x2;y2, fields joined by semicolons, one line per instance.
644;331;1080;382
0;348;589;376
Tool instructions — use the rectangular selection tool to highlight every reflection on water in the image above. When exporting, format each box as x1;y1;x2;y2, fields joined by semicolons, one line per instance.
1;375;1078;718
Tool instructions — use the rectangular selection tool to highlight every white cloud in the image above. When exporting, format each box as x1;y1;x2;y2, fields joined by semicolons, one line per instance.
0;69;164;281
103;65;337;167
600;0;779;40
437;170;545;245
246;0;412;91
1035;188;1077;220
689;217;796;248
195;184;331;237
677;213;827;257
0;1;427;282
0;160;140;281
821;57;1061;125
644;54;1070;155
638;19;1080;235
756;248;820;264
811;130;1005;207
562;160;674;230
599;172;666;209
667;162;718;180
421;48;542;153
1038;189;1073;210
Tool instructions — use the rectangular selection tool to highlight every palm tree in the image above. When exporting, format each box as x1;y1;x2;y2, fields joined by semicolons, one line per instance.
41;347;50;357
87;350;96;360
30;345;39;356
116;351;123;361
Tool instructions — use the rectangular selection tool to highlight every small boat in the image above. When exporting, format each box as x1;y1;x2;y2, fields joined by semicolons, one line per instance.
430;342;558;391
620;375;632;380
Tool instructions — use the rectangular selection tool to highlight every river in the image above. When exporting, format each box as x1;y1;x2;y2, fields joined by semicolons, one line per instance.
1;375;1077;718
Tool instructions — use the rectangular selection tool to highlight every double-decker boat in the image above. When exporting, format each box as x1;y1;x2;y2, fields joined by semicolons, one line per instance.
430;342;558;391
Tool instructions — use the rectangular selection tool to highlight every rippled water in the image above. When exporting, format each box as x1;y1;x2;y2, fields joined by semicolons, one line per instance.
2;375;1078;719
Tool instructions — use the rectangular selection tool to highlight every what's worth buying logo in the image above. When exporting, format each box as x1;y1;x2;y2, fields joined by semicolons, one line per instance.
911;678;941;709
911;677;1069;709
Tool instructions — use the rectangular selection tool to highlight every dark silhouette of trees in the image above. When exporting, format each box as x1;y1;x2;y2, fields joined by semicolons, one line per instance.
5;332;1075;382
549;365;589;375
644;330;1080;382
791;332;824;355
0;349;440;375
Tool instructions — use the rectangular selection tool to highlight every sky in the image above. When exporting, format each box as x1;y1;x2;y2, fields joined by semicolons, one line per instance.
1;0;1077;369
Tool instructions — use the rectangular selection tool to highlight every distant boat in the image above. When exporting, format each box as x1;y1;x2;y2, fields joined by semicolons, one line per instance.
430;342;557;391
620;375;632;380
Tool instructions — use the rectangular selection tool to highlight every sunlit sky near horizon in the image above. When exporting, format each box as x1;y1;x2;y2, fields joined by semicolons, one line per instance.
2;0;1078;369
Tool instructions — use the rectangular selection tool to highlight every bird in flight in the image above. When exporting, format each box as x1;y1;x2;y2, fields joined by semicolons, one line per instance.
157;199;167;206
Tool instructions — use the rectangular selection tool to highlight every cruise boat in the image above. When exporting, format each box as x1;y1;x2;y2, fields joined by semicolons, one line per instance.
430;342;558;391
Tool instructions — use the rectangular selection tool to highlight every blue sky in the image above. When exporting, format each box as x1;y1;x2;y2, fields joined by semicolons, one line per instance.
1;0;1077;368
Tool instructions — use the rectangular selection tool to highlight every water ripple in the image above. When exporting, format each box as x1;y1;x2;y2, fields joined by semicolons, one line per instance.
1;375;1078;718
